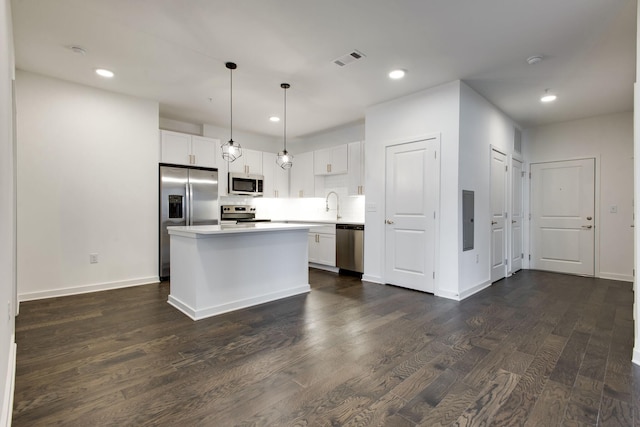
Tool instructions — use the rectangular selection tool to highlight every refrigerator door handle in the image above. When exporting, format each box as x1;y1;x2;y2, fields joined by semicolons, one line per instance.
185;183;190;226
189;183;194;226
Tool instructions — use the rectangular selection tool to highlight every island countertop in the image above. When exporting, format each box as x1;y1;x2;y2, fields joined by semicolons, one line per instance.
167;222;321;238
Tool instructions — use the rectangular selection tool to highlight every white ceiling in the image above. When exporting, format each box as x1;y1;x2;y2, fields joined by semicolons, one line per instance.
11;0;636;139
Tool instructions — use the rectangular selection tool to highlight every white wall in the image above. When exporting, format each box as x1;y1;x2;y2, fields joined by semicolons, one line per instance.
203;123;279;153
364;81;461;297
632;2;639;366
16;71;160;300
0;0;16;422
523;112;634;282
459;82;519;297
289;121;365;153
159;117;203;136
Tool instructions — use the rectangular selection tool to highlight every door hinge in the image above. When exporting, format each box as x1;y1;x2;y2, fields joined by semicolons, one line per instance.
434;151;437;159
528;254;531;260
433;211;436;219
433;271;435;279
505;212;508;219
528;213;531;220
529;172;532;179
505;258;508;265
505;165;508;172
521;253;524;259
521;171;525;177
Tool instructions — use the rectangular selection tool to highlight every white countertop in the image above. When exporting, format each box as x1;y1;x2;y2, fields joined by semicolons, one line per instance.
269;219;365;225
167;222;322;237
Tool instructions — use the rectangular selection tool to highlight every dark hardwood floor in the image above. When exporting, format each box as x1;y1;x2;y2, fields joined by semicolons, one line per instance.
13;269;638;426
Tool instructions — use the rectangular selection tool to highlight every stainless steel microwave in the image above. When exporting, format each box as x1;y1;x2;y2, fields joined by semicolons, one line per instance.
228;172;264;196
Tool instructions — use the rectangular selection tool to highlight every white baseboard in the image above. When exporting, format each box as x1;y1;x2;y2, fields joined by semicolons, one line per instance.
1;335;15;427
168;284;311;321
18;276;159;302
435;289;461;301
633;348;640;366
459;280;492;300
309;263;339;273
599;272;634;283
436;280;492;301
362;274;383;284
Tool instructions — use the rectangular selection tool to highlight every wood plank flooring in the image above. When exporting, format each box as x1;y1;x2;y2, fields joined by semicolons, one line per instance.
13;269;638;426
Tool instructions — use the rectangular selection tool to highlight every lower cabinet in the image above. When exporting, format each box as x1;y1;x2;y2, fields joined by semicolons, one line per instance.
308;225;336;267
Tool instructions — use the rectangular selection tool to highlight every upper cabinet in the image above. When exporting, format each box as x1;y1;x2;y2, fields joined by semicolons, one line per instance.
228;148;263;175
347;141;365;195
290;151;316;198
262;152;289;198
160;130;219;168
313;145;348;175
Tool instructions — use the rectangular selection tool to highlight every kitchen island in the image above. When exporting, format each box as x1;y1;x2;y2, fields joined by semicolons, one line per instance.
167;222;317;320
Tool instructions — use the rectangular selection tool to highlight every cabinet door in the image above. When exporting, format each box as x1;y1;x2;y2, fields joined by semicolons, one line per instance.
274;161;289;197
329;145;348;174
317;234;336;266
308;233;319;263
314;148;331;175
227;154;245;173
244;149;263;175
161;130;191;165
291;152;315;197
191;136;219;168
347;141;364;195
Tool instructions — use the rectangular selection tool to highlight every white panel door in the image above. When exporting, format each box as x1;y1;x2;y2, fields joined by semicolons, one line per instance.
510;158;524;273
385;139;438;293
490;149;507;282
531;159;595;275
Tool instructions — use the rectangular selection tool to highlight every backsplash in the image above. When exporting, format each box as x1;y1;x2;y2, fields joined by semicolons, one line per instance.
252;174;365;222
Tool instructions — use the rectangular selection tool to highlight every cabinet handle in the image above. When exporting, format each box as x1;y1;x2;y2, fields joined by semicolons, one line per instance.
326;164;330;173
299;190;303;197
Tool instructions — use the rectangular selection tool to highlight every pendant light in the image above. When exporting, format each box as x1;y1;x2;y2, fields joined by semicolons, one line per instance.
276;83;293;169
221;62;242;162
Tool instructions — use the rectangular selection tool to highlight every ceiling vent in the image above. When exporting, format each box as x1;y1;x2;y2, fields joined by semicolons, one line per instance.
333;50;366;67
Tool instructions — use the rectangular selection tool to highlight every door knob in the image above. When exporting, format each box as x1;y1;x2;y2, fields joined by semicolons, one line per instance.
586;216;592;220
491;221;498;225
581;225;593;229
511;220;516;224
385;219;395;224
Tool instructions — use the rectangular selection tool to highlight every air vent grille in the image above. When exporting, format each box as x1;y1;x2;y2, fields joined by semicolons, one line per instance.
514;127;522;154
333;50;366;67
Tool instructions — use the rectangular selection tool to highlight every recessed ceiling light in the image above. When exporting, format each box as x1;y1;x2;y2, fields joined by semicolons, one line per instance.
388;69;406;80
540;89;557;103
95;68;114;78
269;116;280;122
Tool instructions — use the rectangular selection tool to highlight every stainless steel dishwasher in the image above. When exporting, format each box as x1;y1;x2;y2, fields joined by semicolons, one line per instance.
336;224;364;273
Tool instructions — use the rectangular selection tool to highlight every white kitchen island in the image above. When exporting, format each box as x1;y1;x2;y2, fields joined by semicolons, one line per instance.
167;223;317;320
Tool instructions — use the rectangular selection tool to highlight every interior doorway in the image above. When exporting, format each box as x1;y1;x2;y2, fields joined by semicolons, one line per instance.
530;158;595;276
510;157;524;274
490;148;507;282
384;138;440;293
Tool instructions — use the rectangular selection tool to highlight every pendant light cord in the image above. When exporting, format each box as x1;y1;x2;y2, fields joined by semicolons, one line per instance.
229;66;233;142
283;85;287;152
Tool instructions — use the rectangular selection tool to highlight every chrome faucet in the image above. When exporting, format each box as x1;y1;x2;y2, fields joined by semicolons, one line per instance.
325;191;341;220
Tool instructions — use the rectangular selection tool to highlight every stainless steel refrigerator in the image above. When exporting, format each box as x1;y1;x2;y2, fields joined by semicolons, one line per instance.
159;165;218;280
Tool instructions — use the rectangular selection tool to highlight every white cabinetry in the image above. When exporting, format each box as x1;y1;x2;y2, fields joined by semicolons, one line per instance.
160;130;219;168
290;151;316;198
262;153;289;198
314;145;348;175
228;148;263;175
347;141;365;195
308;224;336;267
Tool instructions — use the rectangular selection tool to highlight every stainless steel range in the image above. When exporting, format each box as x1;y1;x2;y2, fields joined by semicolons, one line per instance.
220;205;271;224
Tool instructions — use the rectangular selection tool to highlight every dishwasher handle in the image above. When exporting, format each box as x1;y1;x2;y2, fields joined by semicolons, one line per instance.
336;224;364;231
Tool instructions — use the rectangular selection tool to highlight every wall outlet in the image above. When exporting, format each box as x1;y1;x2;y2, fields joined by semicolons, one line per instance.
89;253;99;264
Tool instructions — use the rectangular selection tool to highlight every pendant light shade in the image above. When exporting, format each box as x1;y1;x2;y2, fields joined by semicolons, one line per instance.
276;83;293;169
221;62;242;162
